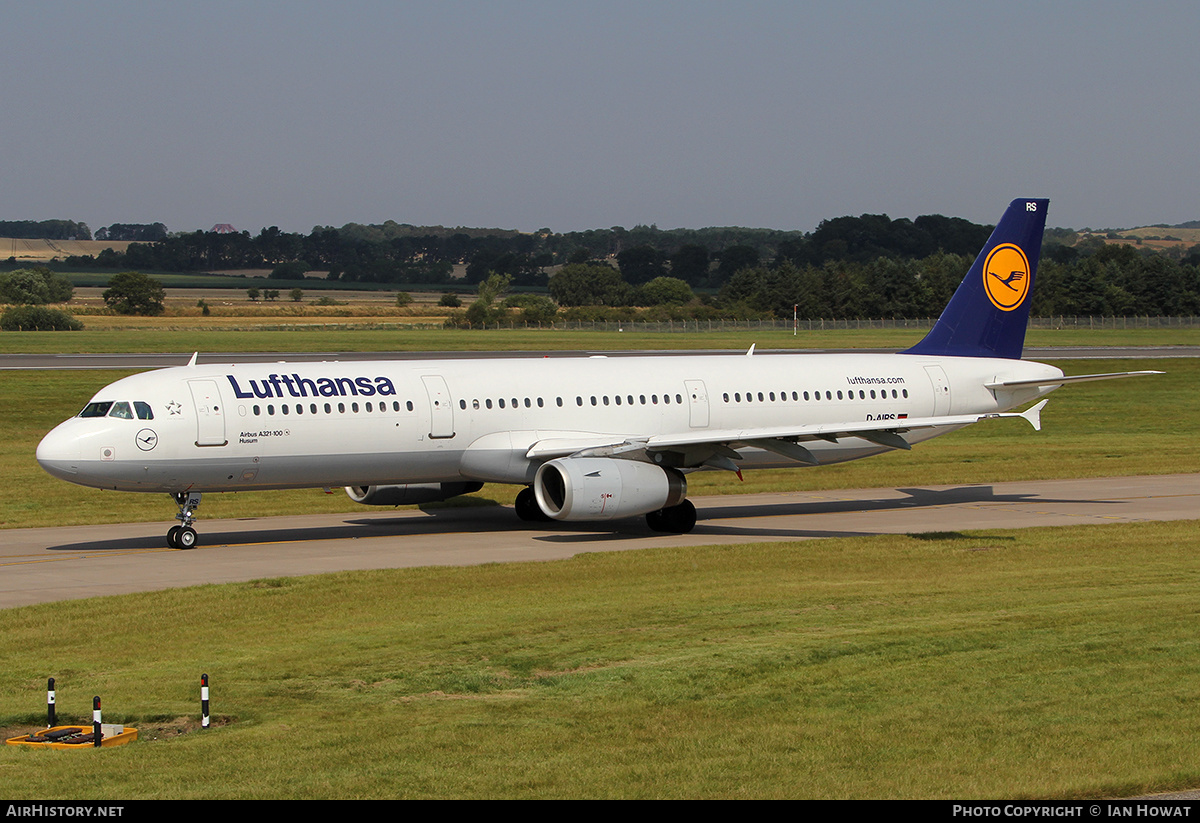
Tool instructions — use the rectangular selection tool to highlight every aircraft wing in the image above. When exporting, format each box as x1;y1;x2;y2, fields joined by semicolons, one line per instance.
525;401;1048;465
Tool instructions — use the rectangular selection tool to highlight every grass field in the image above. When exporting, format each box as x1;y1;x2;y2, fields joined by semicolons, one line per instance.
3;322;1200;354
2;520;1199;799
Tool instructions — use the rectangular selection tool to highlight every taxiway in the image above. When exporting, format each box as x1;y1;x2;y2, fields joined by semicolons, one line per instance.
2;473;1196;609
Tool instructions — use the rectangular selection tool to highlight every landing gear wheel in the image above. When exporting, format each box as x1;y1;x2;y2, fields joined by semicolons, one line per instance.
168;491;203;549
646;499;697;534
515;486;551;522
176;526;198;549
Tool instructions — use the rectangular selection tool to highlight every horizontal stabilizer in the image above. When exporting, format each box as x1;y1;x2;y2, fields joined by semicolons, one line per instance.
985;370;1163;390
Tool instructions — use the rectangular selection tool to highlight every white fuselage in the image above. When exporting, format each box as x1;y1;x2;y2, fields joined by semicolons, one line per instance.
36;351;1062;494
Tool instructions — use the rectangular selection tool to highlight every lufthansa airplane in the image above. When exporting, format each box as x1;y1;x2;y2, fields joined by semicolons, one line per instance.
37;199;1158;548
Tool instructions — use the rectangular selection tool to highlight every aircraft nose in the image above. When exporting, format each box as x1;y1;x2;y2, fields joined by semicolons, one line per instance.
36;423;80;479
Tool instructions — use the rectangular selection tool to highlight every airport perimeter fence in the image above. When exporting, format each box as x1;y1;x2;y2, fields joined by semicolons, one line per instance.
451;316;1200;332
243;315;1200;333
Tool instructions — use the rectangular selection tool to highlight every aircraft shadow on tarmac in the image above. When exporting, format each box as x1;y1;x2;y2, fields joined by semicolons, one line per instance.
43;485;1117;553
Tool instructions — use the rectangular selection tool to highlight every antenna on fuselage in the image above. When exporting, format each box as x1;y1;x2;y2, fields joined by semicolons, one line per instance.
187;352;198;367
746;344;755;357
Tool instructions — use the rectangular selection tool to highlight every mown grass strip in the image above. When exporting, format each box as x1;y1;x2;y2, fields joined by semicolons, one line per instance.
2;521;1198;799
3;323;1200;354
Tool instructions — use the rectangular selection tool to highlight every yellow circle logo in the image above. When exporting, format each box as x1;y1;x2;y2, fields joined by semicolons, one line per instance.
982;243;1030;311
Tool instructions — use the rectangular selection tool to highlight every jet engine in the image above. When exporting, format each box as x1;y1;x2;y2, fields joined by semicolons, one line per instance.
533;457;686;521
345;481;483;506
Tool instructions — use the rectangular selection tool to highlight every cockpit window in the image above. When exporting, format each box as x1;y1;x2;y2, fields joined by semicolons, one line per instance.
108;402;134;419
134;401;154;420
79;401;113;418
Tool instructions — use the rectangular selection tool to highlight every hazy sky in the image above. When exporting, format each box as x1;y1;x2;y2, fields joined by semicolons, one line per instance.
3;1;1196;236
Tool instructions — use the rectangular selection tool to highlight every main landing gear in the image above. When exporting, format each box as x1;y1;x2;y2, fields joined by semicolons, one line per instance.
645;499;697;534
167;491;202;549
514;487;551;522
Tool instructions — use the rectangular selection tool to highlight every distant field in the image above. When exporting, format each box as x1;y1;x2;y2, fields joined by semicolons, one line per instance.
1;237;136;262
1079;224;1200;253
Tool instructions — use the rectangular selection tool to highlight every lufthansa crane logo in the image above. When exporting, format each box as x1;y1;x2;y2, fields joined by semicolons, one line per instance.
982;243;1031;311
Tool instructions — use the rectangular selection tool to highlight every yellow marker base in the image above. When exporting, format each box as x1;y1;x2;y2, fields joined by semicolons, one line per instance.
6;725;138;749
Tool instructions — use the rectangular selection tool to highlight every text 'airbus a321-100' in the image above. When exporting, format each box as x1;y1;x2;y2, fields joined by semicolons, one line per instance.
37;199;1159;548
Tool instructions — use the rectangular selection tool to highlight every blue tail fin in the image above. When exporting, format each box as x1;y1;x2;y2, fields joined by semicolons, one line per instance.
903;198;1048;359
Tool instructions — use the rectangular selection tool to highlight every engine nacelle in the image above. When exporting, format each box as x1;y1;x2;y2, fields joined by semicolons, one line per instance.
533;457;686;521
345;481;483;506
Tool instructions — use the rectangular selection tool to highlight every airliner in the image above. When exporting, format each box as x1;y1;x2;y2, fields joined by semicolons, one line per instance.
37;199;1158;548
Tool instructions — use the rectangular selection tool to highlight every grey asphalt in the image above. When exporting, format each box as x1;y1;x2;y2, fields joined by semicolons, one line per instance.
2;346;1197;370
2;474;1196;609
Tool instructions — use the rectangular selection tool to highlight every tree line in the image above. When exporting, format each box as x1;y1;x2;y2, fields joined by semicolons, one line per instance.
8;212;1200;319
46;212;998;288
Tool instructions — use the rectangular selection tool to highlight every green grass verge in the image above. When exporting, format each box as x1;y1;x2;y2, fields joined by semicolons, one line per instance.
2;358;1190;529
2;520;1198;799
2;324;1200;354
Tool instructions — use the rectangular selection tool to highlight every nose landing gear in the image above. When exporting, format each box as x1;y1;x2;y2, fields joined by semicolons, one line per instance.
167;492;202;549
